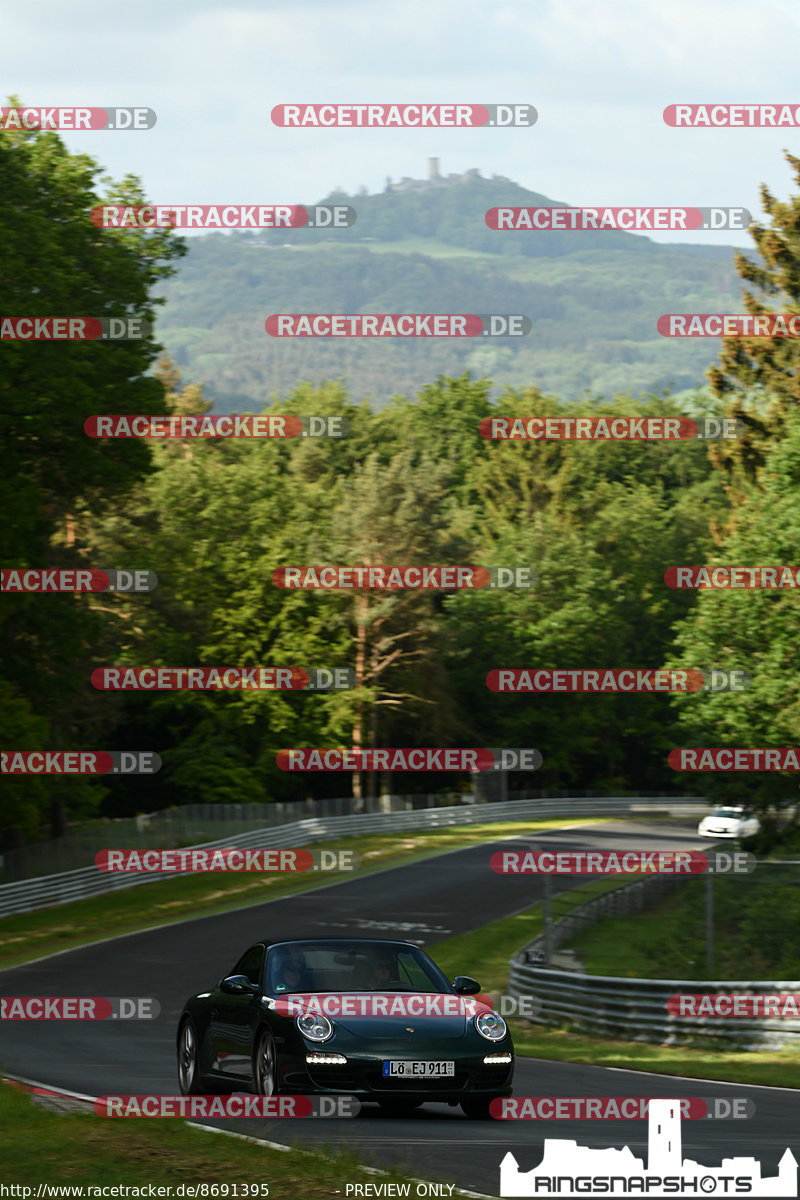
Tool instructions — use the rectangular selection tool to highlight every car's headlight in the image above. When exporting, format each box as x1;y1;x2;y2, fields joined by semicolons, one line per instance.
475;1012;507;1041
297;1012;333;1042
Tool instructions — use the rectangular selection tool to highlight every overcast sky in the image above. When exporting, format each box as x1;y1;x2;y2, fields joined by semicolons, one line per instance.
4;0;799;247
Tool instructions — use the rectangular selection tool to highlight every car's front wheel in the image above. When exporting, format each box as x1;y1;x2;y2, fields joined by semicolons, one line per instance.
177;1018;202;1095
253;1028;278;1095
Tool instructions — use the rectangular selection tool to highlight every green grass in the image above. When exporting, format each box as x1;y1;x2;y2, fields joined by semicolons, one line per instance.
426;884;800;1089
562;872;800;980
1;1081;484;1195
0;818;609;971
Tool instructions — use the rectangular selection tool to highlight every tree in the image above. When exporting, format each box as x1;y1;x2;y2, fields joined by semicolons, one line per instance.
707;151;800;493
0;103;185;840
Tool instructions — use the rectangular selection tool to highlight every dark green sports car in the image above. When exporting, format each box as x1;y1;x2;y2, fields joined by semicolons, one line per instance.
176;936;514;1118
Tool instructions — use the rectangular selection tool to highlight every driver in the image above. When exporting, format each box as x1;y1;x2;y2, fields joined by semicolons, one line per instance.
273;951;308;993
364;951;395;989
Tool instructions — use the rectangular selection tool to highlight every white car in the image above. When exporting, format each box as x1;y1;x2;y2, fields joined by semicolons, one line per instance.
697;806;761;839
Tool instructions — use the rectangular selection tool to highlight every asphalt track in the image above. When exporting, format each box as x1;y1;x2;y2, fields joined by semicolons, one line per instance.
1;820;798;1197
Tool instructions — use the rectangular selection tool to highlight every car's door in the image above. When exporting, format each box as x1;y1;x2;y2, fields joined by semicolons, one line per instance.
209;944;266;1080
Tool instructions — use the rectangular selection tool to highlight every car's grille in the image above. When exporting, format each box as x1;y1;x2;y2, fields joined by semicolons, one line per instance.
305;1064;359;1090
366;1071;470;1092
480;1065;514;1087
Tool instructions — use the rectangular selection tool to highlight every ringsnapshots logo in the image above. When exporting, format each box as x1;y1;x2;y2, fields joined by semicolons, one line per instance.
272;565;535;590
499;1098;796;1197
659;314;800;337
2;751;160;775
1;569;157;592
90;666;355;690
277;748;542;772
95;847;358;872
479;416;744;440
666;565;800;588
486;206;750;231
85;414;348;439
493;1096;755;1121
0;106;156;130
669;747;800;771
1;317;151;340
266;314;530;337
94;1095;359;1118
91;205;355;230
271;103;537;127
1;997;159;1019
491;849;756;874
664;102;800;126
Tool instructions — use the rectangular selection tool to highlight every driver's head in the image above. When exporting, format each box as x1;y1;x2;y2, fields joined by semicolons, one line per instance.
277;951;306;991
369;952;394;984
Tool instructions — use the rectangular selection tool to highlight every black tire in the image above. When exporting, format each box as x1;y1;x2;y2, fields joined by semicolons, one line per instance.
460;1096;495;1120
253;1028;278;1096
177;1018;203;1095
377;1098;424;1114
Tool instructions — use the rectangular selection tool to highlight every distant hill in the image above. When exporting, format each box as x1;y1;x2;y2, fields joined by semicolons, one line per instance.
154;168;745;408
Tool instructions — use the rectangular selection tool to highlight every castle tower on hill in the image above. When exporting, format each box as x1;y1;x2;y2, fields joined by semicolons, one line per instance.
384;161;482;193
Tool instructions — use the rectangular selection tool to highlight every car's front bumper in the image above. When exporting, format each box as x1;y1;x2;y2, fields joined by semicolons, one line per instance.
278;1047;514;1100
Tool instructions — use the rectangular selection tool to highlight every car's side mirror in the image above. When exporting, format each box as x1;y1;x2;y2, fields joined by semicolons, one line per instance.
220;974;260;995
452;975;481;994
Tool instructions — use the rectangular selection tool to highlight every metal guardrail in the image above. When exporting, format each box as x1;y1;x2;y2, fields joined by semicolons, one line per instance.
0;795;706;917
508;873;800;1048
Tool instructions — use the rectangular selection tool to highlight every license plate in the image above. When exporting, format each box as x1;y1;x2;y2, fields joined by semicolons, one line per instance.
382;1060;454;1077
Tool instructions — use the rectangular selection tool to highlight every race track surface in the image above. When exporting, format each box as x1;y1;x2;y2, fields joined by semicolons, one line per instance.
1;820;797;1196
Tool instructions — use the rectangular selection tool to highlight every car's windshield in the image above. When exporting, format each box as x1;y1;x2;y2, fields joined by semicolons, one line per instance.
266;940;451;995
713;808;744;818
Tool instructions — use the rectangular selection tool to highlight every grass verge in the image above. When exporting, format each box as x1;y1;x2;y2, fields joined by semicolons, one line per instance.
1;1082;479;1196
427;890;800;1089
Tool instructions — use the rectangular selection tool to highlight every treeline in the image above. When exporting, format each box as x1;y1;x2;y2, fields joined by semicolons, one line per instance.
155;223;741;406
2;119;798;847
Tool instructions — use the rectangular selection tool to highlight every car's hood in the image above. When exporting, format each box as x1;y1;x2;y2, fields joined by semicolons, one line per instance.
273;992;494;1038
701;817;741;830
